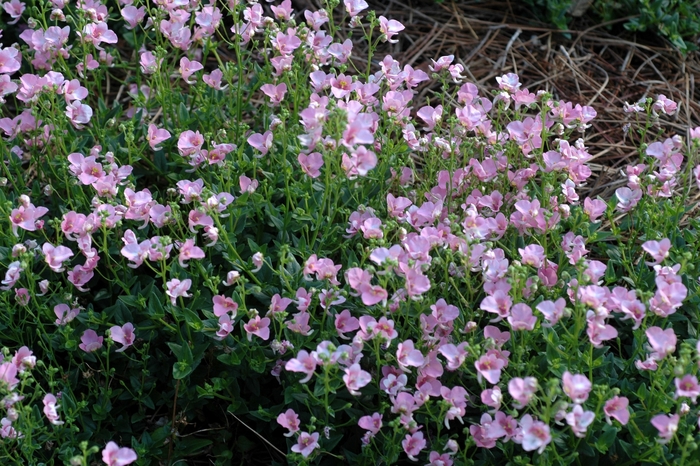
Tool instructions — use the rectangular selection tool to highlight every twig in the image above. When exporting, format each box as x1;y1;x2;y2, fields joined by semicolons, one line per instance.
227;411;287;458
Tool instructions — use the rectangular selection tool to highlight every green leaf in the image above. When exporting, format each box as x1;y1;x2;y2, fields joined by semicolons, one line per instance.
167;342;195;379
178;102;190;125
595;424;618;453
176;438;212;456
172;360;194;379
217;350;241;366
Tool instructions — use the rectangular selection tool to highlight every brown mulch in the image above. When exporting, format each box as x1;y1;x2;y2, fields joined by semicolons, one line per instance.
305;0;700;202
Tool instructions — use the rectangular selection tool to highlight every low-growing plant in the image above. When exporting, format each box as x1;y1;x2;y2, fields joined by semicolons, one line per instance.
521;0;700;53
0;0;699;465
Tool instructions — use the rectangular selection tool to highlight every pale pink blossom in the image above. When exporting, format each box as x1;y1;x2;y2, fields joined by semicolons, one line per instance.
651;413;679;443
646;326;677;359
402;431;426;461
562;371;591;404
166;278;192;305
43;393;64;425
54;304;80;325
102;441;137;466
519;414;551;454
343;363;371;395
509;377;537;408
604;396;630;425
675;374;700;403
276;409;300;437
109;323;135;352
285;350;317;383
79;329;103;352
291;432;319;458
243;315;270;341
565;405;595;438
147;124;170;150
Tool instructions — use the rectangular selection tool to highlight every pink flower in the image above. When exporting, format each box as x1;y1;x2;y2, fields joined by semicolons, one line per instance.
66;100;93;128
335;309;360;339
286;311;313;336
276;409;300;437
642;238;671;265
54;304;80;326
10;202;49;236
565;405;595;438
79;329;103;353
243;316;270;341
121;5;146;29
651;413;679;444
81;22;118;50
508;377;537;408
248;131;273;156
653;94;677;115
518;244;545;268
216;314;234;339
15;288;30;306
519;414;551;454
285;350;318;383
0;46;21;74
603;396;630;425
212;295;238;317
260;83;287;105
426;451;453;466
675;374;700;403
343;363;371;395
177;238;205;268
165;278;192;306
583;197;607;222
507;303;536;331
203;69;227;90
139;51;159;74
401;431;426;461
102;441;137;466
475;353;505;384
147;124;170;150
481;386;503;410
396;340;425;372
43;393;64;425
536;298;566;326
615;187;642;213
496;73;521;93
562;371;591;404
344;0;369;16
109;323;135;352
480;290;512;322
179;57;203;84
12;346;35;371
1;261;22;290
0;362;19;390
378;16;404;44
251;252;264;272
239;175;259;194
177;131;204;158
358;412;382;435
42;243;74;273
291;431;319;458
646;326;677;359
438;342;468;371
2;0;24;23
298;152;324;178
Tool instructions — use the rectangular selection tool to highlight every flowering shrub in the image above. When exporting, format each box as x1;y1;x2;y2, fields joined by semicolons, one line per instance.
1;0;700;465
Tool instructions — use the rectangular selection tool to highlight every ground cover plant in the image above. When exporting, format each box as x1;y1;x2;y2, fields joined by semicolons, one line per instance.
1;0;700;465
520;0;700;53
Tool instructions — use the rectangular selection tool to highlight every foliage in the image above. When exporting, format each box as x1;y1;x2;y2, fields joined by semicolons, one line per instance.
522;0;700;53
